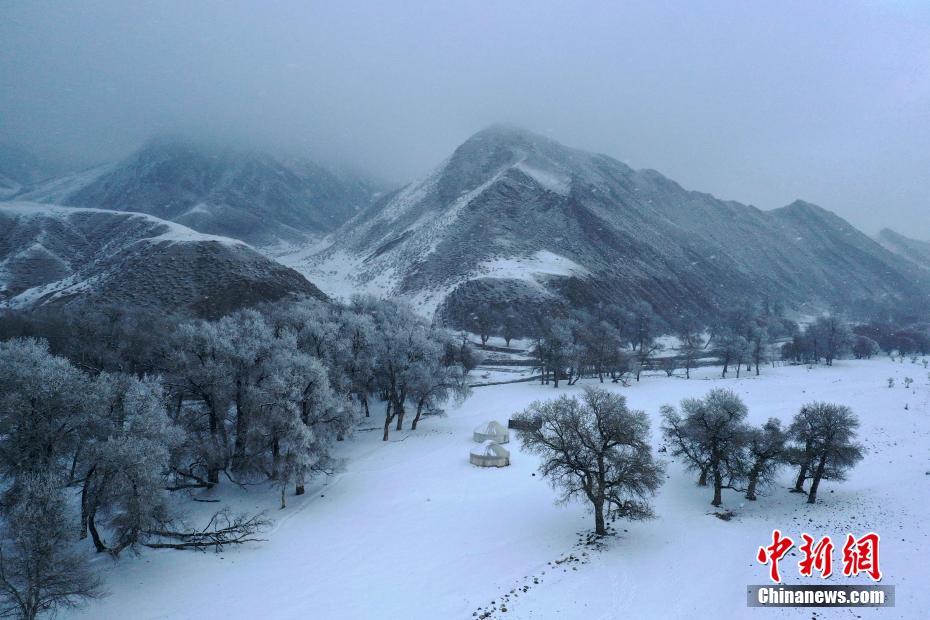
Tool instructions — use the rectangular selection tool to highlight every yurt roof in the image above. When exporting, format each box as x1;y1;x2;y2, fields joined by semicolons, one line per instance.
470;440;509;457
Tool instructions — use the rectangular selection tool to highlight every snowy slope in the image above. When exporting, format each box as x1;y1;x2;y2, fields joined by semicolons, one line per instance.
0;201;325;318
289;125;930;325
876;228;930;270
0;143;58;198
15;138;381;246
65;359;930;619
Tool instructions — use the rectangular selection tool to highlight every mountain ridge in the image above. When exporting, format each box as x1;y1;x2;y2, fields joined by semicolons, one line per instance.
0;201;325;318
10;137;382;247
291;125;930;326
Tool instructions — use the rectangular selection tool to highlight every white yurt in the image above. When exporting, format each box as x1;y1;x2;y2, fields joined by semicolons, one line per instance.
473;420;509;444
469;440;510;467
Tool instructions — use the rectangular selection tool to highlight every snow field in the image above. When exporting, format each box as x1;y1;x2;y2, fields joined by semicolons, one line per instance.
67;358;930;619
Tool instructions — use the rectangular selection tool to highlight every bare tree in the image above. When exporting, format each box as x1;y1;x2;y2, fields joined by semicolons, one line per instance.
514;387;664;536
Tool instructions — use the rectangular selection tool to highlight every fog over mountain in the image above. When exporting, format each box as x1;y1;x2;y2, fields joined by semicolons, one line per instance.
13;137;381;246
1;1;928;235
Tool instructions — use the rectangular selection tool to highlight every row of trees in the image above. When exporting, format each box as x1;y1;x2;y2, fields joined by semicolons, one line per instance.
524;302;805;387
0;295;468;618
662;389;864;506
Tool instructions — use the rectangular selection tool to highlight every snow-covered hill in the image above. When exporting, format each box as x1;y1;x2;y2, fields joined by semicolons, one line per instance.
291;125;930;324
13;138;381;247
62;359;930;619
0;201;325;318
876;228;930;270
0;143;58;199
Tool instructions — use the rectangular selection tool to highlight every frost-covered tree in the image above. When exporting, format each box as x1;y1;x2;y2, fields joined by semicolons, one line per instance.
677;329;705;379
716;330;750;379
531;318;577;388
501;310;521;347
808;316;853;366
743;419;786;500
628;302;661;381
660;404;711;486
661;389;749;506
468;302;498;345
258;348;352;506
167;320;231;484
210;310;280;472
408;334;470;431
0;339;91;488
748;321;770;376
0;474;103;620
787;403;865;504
365;300;440;439
514;387;664;536
78;373;178;556
852;335;880;360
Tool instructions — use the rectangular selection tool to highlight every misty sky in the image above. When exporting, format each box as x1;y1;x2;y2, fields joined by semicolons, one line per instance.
1;1;928;235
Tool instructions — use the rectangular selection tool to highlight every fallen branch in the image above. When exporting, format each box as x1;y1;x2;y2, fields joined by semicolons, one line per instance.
143;509;270;552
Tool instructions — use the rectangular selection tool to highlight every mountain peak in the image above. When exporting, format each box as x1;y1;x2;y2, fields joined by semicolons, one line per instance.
467;123;550;145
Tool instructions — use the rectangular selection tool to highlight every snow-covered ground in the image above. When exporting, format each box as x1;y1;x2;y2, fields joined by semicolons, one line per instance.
66;359;930;619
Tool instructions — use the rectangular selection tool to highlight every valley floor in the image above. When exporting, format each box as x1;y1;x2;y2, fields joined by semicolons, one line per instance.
66;359;930;619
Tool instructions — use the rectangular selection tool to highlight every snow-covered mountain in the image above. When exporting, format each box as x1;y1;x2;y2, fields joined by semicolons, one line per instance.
876;228;930;271
0;143;58;199
296;125;930;324
0;202;325;318
14;138;380;246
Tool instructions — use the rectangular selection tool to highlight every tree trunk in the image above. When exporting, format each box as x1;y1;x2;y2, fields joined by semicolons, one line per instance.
232;383;249;469
711;464;723;506
746;471;759;500
79;467;95;539
362;396;370;418
807;457;827;504
88;505;107;553
593;499;607;536
383;399;394;441
280;485;286;509
410;400;425;431
698;466;708;487
792;463;808;492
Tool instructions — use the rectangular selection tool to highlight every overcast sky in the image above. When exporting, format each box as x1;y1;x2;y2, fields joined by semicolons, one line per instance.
1;1;928;235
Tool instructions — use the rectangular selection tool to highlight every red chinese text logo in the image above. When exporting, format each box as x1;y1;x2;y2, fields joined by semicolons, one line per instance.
756;530;882;583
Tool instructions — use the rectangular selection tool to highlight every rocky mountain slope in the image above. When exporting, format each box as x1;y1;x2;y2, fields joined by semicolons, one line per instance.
295;125;930;325
876;228;930;270
13;138;380;246
0;202;324;318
